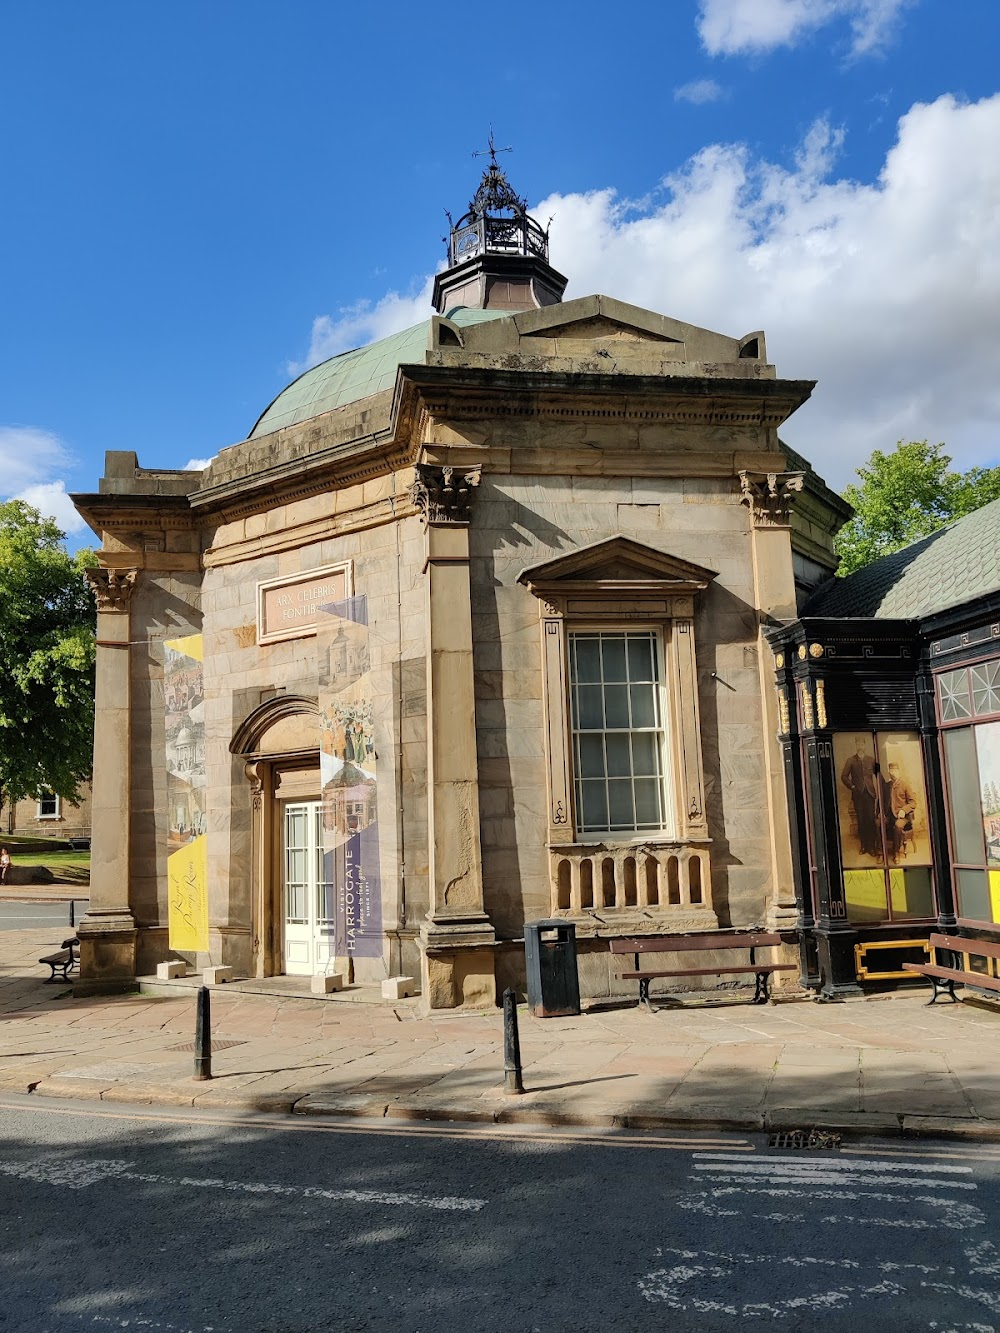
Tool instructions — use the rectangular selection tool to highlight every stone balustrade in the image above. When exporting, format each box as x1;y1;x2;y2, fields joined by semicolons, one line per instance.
548;842;714;928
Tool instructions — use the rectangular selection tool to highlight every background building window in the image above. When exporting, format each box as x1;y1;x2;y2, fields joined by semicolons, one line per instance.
36;791;60;819
568;630;671;836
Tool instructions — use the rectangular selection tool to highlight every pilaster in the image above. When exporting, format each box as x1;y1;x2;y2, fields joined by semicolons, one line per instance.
740;471;805;942
76;567;140;994
411;463;496;1008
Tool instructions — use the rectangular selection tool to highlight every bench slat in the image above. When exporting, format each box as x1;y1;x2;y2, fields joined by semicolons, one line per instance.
621;964;796;979
929;933;1000;963
609;933;784;955
903;962;1000;993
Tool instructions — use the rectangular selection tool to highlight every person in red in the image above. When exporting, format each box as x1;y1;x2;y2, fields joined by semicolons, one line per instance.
840;736;880;857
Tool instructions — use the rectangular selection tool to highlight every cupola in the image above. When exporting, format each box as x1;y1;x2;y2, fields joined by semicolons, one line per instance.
432;139;568;315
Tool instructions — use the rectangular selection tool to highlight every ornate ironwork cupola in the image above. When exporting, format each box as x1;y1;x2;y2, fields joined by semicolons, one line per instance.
433;140;568;315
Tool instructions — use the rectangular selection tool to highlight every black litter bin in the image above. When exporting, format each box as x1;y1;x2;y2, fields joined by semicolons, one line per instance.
524;919;581;1017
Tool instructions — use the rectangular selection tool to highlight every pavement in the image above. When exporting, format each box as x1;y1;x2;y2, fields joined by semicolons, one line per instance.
5;924;1000;1141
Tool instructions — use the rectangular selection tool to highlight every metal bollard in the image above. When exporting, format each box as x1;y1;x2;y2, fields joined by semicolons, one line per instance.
69;900;75;928
502;986;524;1095
193;985;212;1081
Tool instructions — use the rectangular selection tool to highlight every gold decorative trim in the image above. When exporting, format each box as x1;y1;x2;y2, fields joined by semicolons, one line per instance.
815;679;828;729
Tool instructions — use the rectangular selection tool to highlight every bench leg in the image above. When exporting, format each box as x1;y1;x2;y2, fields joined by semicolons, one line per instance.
638;976;656;1014
928;976;958;1005
753;971;771;1005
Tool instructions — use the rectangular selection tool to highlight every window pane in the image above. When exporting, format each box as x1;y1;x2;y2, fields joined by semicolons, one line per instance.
577;734;605;778
956;868;991;922
573;637;601;683
604;685;629;728
576;685;604;729
943;728;986;863
972;661;1000;716
631;732;658;777
844;869;889;924
580;781;608;830
605;734;631;777
634;778;661;827
601;637;628;682
627;635;654;681
630;683;657;728
889;867;934;920
975;721;1000;868
938;668;971;721
607;779;634;828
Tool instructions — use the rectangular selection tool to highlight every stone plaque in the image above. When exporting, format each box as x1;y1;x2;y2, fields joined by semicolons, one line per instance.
257;562;352;645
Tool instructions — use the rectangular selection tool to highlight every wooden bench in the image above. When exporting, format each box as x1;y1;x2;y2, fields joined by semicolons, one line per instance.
609;932;796;1012
38;936;79;983
902;933;1000;1004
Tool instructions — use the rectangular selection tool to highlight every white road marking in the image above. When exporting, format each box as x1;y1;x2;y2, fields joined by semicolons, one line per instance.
0;1155;486;1211
694;1152;973;1174
696;1169;977;1189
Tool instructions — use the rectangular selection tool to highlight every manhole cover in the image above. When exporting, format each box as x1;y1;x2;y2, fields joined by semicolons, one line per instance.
768;1129;841;1150
167;1040;246;1053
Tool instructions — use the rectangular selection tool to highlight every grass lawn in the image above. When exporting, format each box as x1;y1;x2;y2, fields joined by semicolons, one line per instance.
1;836;90;884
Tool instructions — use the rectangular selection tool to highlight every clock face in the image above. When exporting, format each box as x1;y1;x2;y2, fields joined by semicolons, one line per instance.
455;225;481;258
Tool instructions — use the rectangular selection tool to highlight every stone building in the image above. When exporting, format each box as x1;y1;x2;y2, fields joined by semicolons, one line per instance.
71;155;848;1003
1;784;92;842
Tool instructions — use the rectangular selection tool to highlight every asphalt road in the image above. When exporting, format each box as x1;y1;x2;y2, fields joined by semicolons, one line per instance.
2;1095;999;1332
0;901;86;932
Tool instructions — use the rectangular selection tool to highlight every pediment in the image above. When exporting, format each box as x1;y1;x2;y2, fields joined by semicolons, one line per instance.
518;536;717;597
520;315;679;345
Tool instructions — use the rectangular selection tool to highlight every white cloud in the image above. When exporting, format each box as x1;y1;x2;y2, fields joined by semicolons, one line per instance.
288;278;436;376
13;481;87;535
674;78;724;105
184;457;214;471
697;0;911;57
527;93;1000;486
0;426;86;535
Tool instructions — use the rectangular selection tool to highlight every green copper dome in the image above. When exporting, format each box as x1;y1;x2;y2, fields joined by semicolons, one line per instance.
249;307;511;439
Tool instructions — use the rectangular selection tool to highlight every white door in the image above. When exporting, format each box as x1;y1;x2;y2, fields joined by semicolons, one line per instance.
282;801;335;976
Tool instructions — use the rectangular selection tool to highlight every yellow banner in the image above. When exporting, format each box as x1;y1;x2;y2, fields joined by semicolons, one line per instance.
168;835;209;952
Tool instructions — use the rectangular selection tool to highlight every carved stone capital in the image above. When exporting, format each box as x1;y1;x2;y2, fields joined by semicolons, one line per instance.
738;470;805;527
409;464;481;526
86;567;140;612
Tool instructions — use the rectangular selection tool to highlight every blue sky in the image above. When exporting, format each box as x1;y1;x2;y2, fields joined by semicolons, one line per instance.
2;1;999;540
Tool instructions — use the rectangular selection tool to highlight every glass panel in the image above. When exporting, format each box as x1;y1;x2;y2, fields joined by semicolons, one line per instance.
875;731;932;867
579;781;608;830
604;685;629;729
577;733;605;778
889;867;935;919
844;869;889;924
629;683;656;729
286;882;308;924
631;733;658;777
938;668;971;722
573;637;601;683
833;734;882;866
975;721;1000;868
605;734;631;777
956;868;991;922
943;727;987;864
634;778;661;827
601;637;627;682
575;685;603;729
972;660;1000;716
607;779;634;828
627;635;654;681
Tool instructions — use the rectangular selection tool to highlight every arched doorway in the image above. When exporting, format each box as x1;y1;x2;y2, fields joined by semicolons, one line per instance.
232;696;325;979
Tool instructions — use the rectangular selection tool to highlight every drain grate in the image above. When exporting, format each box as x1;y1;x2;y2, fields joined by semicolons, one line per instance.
167;1039;246;1053
768;1129;842;1150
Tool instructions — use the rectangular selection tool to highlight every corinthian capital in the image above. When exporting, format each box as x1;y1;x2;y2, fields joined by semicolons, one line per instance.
86;566;140;612
409;464;481;526
739;470;805;527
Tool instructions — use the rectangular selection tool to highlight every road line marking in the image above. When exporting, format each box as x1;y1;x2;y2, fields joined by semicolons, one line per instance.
0;1099;750;1152
696;1173;976;1190
842;1145;1000;1163
694;1153;973;1174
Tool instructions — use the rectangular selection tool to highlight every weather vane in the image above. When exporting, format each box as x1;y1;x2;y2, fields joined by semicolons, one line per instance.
472;128;512;167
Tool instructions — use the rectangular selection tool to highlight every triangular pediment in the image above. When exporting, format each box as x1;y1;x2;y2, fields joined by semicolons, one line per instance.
521;314;679;345
518;536;717;595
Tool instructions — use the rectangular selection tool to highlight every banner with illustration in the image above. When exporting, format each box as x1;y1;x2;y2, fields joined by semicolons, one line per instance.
317;595;382;957
164;633;209;951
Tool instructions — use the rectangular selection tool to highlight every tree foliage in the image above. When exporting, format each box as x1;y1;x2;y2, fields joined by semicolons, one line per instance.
835;441;1000;577
0;501;96;806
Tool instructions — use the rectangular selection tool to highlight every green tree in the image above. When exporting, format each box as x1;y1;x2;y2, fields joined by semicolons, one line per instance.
0;501;96;811
835;441;1000;577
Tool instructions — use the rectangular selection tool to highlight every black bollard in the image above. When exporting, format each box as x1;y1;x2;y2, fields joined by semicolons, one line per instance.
69;900;75;929
193;985;212;1081
503;986;524;1095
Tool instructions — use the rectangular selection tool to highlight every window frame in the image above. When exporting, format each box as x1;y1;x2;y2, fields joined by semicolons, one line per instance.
36;791;61;820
